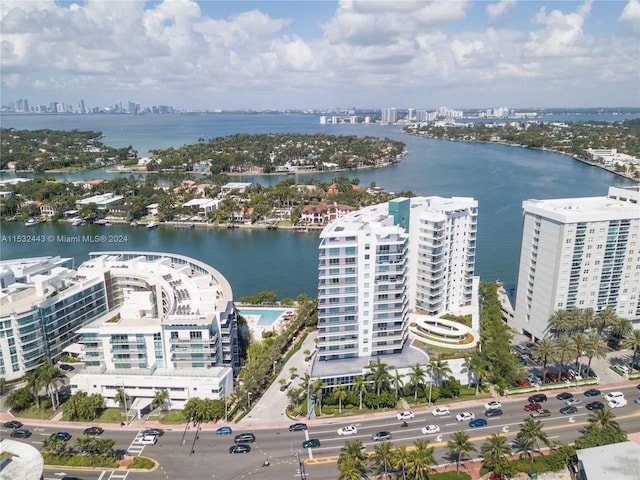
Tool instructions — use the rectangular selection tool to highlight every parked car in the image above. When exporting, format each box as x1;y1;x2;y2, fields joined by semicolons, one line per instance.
337;425;358;436
10;429;31;438
560;406;578;415
485;409;503;417
546;373;558;382
142;428;164;437
302;438;321;448
608;398;628;408
556;392;573;400
421;425;440;435
469;418;487;428
83;427;104;436
288;423;308;432
516;379;530;387
584;389;601;397
396;411;414;420
216;426;233;435
586;401;605;410
530;409;552;419
456;412;475;422
59;364;74;372
139;435;157;445
614;364;630;374
234;433;256;443
229;444;251;454
431;407;450;416
524;403;542;412
371;431;392;441
2;421;23;429
50;432;71;442
484;401;502;410
528;394;547;403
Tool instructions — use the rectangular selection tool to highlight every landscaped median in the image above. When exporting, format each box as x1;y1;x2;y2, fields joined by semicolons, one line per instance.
44;454;158;471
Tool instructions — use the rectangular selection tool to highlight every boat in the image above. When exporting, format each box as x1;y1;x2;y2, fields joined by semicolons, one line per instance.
71;218;84;226
94;219;110;226
24;218;40;226
146;222;158;229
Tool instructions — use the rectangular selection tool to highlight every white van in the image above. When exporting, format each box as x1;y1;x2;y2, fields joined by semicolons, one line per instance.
604;391;624;402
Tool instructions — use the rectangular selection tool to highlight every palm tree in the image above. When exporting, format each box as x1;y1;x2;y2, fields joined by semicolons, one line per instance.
594;306;618;335
447;430;477;474
571;333;588;376
531;337;556;383
408;363;427;401
567;308;585;335
514;417;552;462
428;358;452;388
406;438;435;480
371;440;395;478
334;385;348;414
25;370;42;409
554;336;575;382
352;375;368;410
587;407;620;430
584;332;608;376
366;357;391;395
393;444;411;480
391;368;404;400
39;363;66;409
621;329;640;371
338;440;367;478
481;433;512;477
114;387;129;415
611;317;633;340
152;389;170;411
547;309;571;338
337;455;365;480
310;378;326;414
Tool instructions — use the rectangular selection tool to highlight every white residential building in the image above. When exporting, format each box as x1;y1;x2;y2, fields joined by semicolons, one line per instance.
381;108;397;124
513;185;640;340
313;196;479;384
75;192;124;210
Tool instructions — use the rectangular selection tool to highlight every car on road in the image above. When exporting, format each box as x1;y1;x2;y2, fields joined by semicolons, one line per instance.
421;425;440;435
10;429;31;438
371;431;392;441
50;432;72;442
139;435;157;445
61;477;83;480
396;411;414;420
634;397;640;404
566;398;582;406
560;406;578;415
485;409;503;417
83;426;104;436
142;428;164;437
456;412;475;422
484;401;502;410
288;423;308;431
234;433;256;443
229;444;251;454
584;389;601;397
527;394;547;403
337;425;358;436
586;401;605;411
59;364;74;372
604;392;624;402
2;421;23;429
530;409;551;419
556;392;573;400
216;426;233;435
302;438;321;448
524;403;542;412
608;398;628;408
469;418;488;428
432;407;450;417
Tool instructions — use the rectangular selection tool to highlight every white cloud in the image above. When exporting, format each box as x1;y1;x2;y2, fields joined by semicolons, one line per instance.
619;0;640;36
486;0;517;21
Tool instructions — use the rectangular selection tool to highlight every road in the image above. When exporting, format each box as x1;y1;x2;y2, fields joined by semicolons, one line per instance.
4;384;637;480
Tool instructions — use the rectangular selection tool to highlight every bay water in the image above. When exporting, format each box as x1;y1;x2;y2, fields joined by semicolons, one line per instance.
1;113;636;299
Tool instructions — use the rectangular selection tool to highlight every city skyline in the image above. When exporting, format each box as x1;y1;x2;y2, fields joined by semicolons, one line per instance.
2;1;639;111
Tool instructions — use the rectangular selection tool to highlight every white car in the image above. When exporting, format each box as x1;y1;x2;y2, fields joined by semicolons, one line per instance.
484;401;502;410
456;412;475;422
396;411;415;421
421;425;440;435
608;398;628;408
566;398;582;406
337;425;358;436
139;435;157;445
431;407;450;417
614;364;630;374
604;392;625;402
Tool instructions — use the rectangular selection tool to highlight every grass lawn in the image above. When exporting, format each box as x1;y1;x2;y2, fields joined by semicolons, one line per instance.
96;408;126;423
13;407;55;420
158;410;188;424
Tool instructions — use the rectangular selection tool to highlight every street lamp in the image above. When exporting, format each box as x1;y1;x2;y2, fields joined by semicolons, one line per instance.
273;361;277;375
295;451;307;480
428;381;434;406
247;392;252;410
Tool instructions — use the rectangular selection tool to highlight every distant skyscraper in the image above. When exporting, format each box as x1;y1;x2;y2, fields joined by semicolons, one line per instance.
513;185;640;340
381;108;397;124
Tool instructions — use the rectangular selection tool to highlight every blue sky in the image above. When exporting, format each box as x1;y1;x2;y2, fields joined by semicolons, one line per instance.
2;1;639;110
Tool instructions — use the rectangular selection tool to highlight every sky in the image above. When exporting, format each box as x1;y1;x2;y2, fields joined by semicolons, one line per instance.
1;0;639;111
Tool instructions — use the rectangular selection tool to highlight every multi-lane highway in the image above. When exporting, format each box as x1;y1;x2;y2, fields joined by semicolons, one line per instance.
3;384;639;480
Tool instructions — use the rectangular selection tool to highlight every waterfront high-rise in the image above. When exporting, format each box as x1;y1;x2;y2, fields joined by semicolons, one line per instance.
513;185;640;340
313;196;478;384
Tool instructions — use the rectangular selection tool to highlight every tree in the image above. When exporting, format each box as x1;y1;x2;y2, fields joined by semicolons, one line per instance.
594;306;618;335
334;385;348;414
352;375;368;410
366;357;391;395
571;332;588;376
531;337;556;383
621;329;640;370
408;363;427;401
152;389;170;411
393;444;411;480
514;417;552;462
554;336;575;382
39;363;66;409
481;434;513;478
428;358;452;388
548;309;571;338
584;332;608;376
587;407;620;430
611;317;633;339
447;430;477;474
406;438;435;480
114;387;130;415
41;437;67;457
5;386;34;411
338;440;367;479
371;440;395;478
391;368;404;400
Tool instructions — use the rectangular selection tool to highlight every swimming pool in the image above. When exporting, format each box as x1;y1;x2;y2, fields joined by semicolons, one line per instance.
239;308;287;325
